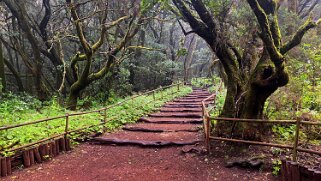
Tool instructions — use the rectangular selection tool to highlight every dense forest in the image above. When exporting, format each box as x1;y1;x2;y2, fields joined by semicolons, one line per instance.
0;0;319;112
0;0;213;107
0;0;321;180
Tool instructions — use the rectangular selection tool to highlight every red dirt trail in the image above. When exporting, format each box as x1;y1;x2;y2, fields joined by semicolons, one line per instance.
3;89;276;181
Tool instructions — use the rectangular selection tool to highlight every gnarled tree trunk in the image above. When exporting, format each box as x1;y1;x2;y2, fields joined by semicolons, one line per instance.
173;0;320;140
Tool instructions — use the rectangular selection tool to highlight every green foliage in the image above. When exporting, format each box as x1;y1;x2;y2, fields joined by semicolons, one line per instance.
191;77;223;90
191;77;226;117
125;49;179;91
272;159;282;176
176;48;188;56
204;0;233;16
0;86;192;156
140;0;159;13
272;125;295;141
0;93;42;120
265;26;321;146
191;77;212;88
212;88;226;116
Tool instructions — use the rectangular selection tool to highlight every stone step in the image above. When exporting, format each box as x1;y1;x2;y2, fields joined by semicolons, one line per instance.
93;131;200;147
185;94;211;97
165;101;212;105
173;98;214;102
184;95;212;98
148;112;202;118
163;104;203;108
139;117;202;124
159;107;202;113
123;123;199;132
92;138;200;147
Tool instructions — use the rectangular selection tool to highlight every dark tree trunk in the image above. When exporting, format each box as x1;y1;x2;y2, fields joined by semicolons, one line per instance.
34;66;49;101
67;90;80;110
184;35;198;84
0;41;6;92
3;58;24;92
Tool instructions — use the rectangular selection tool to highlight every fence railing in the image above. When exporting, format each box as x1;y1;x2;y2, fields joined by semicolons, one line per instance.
0;82;184;155
201;90;321;162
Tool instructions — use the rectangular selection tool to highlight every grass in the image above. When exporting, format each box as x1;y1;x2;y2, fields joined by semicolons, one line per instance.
0;86;192;156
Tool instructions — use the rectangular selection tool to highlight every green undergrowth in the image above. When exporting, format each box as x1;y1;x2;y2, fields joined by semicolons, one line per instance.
192;77;226;116
0;86;192;156
191;76;222;91
191;77;213;88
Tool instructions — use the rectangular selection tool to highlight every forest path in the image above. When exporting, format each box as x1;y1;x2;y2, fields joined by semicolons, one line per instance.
4;89;275;181
91;88;211;147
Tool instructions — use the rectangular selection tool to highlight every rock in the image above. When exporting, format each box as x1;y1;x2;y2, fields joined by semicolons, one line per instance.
180;146;201;154
225;158;264;169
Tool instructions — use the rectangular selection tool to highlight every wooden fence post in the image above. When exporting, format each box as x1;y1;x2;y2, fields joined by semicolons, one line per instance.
152;90;156;106
177;82;180;92
22;150;31;168
202;113;206;139
6;157;11;175
1;157;7;177
65;114;69;140
34;147;42;163
103;108;107;133
206;116;211;152
152;90;155;101
293;118;301;162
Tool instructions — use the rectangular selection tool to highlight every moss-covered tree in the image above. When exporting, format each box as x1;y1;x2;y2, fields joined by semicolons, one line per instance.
65;0;146;109
172;0;320;139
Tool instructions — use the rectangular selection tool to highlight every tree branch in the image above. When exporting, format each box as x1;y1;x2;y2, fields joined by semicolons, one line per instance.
177;19;195;36
172;0;207;34
190;0;217;31
281;18;321;54
87;13;144;83
227;42;242;64
66;0;91;54
39;0;51;40
92;15;130;51
247;0;284;67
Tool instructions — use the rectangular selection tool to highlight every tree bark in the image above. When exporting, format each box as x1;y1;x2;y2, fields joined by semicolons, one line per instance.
3;58;24;92
288;0;298;13
184;35;198;83
0;41;6;92
66;77;88;110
